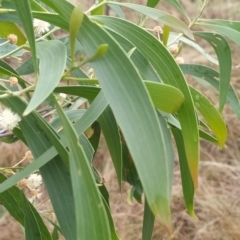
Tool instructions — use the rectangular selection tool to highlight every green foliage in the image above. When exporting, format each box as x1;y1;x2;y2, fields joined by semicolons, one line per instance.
0;0;239;239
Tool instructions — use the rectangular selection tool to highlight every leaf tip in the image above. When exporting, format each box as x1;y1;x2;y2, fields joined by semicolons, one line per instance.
188;207;197;219
22;110;29;117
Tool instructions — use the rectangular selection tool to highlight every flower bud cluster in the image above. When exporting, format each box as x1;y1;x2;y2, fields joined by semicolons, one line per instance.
7;34;18;44
9;76;18;87
17;173;43;203
168;44;185;64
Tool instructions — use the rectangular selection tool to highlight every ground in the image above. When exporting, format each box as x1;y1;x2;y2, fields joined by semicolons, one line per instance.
0;0;240;239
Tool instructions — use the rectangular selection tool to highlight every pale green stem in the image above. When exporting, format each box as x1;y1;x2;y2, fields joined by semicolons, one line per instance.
167;33;183;47
189;0;209;28
41;95;77;118
10;55;23;62
62;77;99;84
0;85;34;99
35;26;60;42
62;62;86;78
38;209;54;214
38;105;54;113
0;90;9;93
12;157;27;167
0;167;23;170
0;78;10;83
168;1;208;48
0;27;58;60
0;9;15;13
85;0;107;14
0;44;26;59
0;40;10;46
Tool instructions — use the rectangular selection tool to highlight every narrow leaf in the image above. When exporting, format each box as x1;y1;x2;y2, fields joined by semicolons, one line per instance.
0;133;19;143
22;192;52;240
190;87;227;148
24;40;67;115
106;2;194;40
19;1;174;231
54;86;100;101
194;32;232;112
165;0;189;20
0;172;25;225
11;0;38;73
0;86;77;240
94;16;199;189
180;64;240;119
146;0;160;8
91;0;105;15
162;25;171;46
197;19;240;46
30;0;48;12
52;95;111;240
107;3;125;19
17;57;35;75
77;15;174;232
199;130;217;144
177;34;218;65
0;91;108;193
52;225;59;240
145;81;184;113
107;30;161;82
142;199;155;240
102;197;120;240
172;127;195;216
98;106;122;188
33;105;69;169
51;109;86;130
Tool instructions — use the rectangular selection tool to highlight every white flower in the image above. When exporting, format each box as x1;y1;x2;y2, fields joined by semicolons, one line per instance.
0;108;21;131
33;19;50;36
59;93;67;99
27;173;42;189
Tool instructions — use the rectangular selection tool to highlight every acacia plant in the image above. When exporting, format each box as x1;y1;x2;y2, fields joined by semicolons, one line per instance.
0;0;239;239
